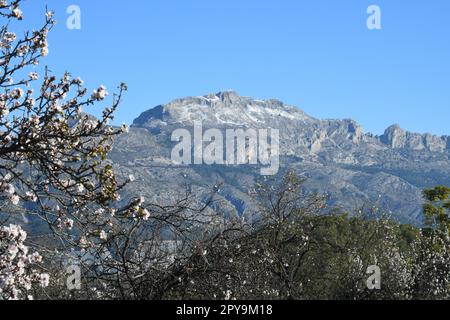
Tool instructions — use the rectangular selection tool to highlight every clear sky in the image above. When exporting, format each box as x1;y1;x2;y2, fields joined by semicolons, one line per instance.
20;0;450;135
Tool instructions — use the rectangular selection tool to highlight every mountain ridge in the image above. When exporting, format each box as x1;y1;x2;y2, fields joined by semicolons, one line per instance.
110;91;450;225
132;91;449;153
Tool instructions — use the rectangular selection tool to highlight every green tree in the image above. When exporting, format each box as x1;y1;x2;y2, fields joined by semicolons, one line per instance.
423;186;450;234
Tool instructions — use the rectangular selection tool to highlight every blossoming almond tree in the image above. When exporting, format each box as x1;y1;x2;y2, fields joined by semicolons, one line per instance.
0;1;239;300
0;0;148;299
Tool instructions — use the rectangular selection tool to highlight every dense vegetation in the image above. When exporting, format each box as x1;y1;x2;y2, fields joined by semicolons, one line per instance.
27;173;450;300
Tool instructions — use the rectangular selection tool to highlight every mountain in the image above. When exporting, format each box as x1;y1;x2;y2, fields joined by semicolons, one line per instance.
110;91;450;225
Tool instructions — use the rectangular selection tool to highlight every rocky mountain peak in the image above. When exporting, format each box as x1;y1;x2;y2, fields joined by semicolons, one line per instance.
380;124;406;148
380;124;448;152
132;91;313;128
214;91;241;104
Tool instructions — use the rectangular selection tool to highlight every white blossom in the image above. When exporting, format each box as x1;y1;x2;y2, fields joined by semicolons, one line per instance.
12;8;23;20
91;85;108;101
0;225;48;300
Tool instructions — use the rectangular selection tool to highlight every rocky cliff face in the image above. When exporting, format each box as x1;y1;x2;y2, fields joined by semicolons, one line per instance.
380;124;449;152
110;91;450;225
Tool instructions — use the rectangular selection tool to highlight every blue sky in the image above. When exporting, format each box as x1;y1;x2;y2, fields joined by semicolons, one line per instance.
20;0;450;135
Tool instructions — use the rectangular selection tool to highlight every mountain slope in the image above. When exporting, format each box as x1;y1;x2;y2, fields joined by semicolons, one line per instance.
110;91;450;225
